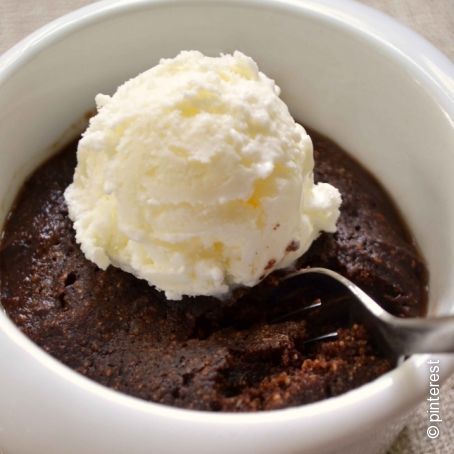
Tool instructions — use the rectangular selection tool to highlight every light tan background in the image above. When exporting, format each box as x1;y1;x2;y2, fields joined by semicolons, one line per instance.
0;1;453;453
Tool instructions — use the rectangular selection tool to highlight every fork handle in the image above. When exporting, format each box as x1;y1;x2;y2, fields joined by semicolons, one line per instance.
382;316;454;355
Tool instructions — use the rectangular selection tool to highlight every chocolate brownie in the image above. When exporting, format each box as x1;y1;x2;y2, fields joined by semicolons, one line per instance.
0;129;428;411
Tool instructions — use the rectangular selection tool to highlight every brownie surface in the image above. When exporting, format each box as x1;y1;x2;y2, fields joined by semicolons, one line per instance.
0;130;427;411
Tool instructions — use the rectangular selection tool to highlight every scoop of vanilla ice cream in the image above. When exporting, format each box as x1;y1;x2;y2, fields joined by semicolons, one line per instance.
64;50;341;300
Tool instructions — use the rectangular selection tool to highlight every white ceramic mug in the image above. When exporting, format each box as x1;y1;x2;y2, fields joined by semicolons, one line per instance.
0;1;453;453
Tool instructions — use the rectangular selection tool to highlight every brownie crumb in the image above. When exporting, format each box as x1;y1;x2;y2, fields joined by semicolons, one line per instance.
264;259;276;271
286;240;300;252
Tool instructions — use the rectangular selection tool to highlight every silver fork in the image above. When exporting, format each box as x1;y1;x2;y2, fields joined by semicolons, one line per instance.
283;267;454;355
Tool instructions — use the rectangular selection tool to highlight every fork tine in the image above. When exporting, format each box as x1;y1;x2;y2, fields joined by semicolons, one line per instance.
271;299;322;323
303;331;338;345
271;299;339;345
